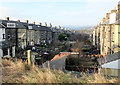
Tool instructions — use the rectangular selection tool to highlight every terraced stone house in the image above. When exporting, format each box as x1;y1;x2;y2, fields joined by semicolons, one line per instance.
38;26;52;45
0;18;16;57
22;21;35;46
93;2;120;55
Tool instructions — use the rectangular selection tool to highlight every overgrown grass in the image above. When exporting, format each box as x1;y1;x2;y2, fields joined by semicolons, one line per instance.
2;59;118;83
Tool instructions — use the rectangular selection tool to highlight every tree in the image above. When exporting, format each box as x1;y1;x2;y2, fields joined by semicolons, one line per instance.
66;33;71;38
71;41;84;55
58;33;67;41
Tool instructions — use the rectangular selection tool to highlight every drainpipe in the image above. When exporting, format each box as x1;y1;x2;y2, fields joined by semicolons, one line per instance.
26;20;28;48
110;25;111;54
16;28;18;48
8;48;10;58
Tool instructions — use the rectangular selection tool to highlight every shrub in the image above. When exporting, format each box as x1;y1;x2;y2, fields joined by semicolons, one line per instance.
24;64;32;70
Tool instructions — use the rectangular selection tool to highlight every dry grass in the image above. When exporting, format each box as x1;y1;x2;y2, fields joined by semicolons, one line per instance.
2;59;119;83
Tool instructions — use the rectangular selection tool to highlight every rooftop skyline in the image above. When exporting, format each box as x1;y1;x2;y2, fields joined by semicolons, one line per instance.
0;0;119;28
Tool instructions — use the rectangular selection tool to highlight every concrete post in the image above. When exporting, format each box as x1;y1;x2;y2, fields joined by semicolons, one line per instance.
8;48;10;58
12;46;15;57
27;50;31;65
32;55;35;68
0;49;3;58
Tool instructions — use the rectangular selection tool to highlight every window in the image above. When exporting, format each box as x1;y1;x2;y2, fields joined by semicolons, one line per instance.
27;34;30;41
18;32;21;39
8;34;11;40
28;26;32;29
112;51;114;54
3;48;8;56
3;34;5;39
18;42;21;47
28;34;29;38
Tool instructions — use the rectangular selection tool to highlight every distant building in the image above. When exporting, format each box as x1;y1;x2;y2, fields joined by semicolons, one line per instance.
17;20;27;49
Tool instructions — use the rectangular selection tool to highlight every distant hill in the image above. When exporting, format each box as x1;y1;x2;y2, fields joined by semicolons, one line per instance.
61;25;94;34
61;25;94;30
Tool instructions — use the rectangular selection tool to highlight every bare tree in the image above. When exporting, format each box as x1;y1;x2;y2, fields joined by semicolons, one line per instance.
71;41;84;55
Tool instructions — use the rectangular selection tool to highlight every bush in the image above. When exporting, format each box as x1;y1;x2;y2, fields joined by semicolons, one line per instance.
58;33;67;41
2;59;119;83
24;64;32;70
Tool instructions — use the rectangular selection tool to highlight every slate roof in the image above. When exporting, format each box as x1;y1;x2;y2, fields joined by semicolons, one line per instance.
21;22;28;28
36;25;52;32
66;30;72;34
29;24;39;30
0;20;26;29
97;51;120;65
50;27;56;32
0;24;2;28
115;19;120;25
21;22;39;30
51;27;60;33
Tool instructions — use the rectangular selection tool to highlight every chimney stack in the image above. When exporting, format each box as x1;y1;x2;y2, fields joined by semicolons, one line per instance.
54;26;56;29
50;23;52;27
26;20;29;23
103;17;105;24
39;22;42;26
33;22;35;24
5;17;9;20
110;9;117;13
58;26;61;29
106;13;110;20
18;20;20;22
45;22;47;26
105;13;110;22
65;28;67;30
62;28;64;30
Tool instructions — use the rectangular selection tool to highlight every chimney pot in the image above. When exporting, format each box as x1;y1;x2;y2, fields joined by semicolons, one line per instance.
33;22;35;24
54;26;56;29
5;17;9;20
18;20;20;22
103;17;105;24
26;20;28;23
58;26;61;29
50;23;52;27
39;22;42;26
45;22;47;26
65;28;67;30
110;9;117;13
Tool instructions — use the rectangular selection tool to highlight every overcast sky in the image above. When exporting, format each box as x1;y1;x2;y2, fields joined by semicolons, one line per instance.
0;0;119;27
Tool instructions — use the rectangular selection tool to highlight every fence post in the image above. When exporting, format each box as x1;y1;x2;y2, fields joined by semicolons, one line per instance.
27;50;31;65
104;54;107;79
